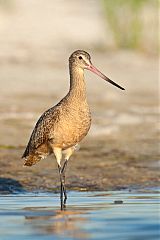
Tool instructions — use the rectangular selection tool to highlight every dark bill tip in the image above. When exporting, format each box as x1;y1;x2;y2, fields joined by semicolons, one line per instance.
107;78;125;90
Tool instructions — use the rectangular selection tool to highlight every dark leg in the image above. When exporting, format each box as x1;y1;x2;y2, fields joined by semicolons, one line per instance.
60;181;63;210
61;159;68;173
58;160;68;210
58;165;64;210
61;160;68;204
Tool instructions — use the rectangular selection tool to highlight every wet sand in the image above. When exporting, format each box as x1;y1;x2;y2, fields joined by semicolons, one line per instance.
0;135;159;193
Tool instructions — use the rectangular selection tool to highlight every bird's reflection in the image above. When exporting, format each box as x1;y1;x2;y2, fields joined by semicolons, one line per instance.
24;207;89;239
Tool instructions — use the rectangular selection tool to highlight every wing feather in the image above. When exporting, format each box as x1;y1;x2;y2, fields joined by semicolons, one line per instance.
22;106;60;158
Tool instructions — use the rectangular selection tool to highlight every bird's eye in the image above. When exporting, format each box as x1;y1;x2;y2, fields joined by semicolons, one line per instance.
78;56;82;60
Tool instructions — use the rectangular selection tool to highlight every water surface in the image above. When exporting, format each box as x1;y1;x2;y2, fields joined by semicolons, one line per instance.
0;189;159;240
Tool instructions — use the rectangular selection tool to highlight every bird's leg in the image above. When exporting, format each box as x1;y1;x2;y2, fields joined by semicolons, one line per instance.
54;147;73;210
61;159;68;173
53;147;65;209
61;147;74;205
58;163;68;209
61;160;68;204
58;165;64;210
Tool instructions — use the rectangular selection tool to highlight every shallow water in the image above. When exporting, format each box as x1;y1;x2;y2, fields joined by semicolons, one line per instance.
0;189;159;240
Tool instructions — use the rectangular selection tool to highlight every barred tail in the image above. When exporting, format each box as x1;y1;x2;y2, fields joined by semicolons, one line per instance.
22;142;51;166
23;153;42;167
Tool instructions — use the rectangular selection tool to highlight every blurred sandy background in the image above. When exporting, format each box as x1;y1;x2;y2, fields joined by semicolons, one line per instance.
0;0;159;192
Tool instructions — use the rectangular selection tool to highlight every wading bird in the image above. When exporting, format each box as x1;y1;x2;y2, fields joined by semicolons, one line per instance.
22;50;125;209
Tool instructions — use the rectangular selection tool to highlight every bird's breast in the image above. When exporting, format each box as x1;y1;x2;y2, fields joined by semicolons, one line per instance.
49;105;91;149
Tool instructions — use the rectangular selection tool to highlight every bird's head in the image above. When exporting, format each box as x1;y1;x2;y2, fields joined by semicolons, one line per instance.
69;50;125;90
69;50;91;69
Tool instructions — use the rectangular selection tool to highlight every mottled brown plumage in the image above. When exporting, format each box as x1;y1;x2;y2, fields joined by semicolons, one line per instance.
22;50;124;208
22;50;92;166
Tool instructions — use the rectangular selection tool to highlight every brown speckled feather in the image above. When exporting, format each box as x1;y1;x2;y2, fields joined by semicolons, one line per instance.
22;106;61;165
22;107;59;156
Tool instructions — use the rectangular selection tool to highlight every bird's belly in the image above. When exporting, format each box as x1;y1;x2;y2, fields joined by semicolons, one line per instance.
49;114;91;149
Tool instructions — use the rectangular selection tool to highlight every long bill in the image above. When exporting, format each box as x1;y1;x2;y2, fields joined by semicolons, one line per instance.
86;64;125;90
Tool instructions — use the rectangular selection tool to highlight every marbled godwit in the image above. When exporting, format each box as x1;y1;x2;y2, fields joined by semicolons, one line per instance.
22;50;125;209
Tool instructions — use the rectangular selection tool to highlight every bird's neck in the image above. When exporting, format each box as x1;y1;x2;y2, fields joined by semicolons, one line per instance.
68;64;87;101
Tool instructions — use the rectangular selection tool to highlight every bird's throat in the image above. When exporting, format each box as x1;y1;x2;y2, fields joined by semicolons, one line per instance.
69;66;87;101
